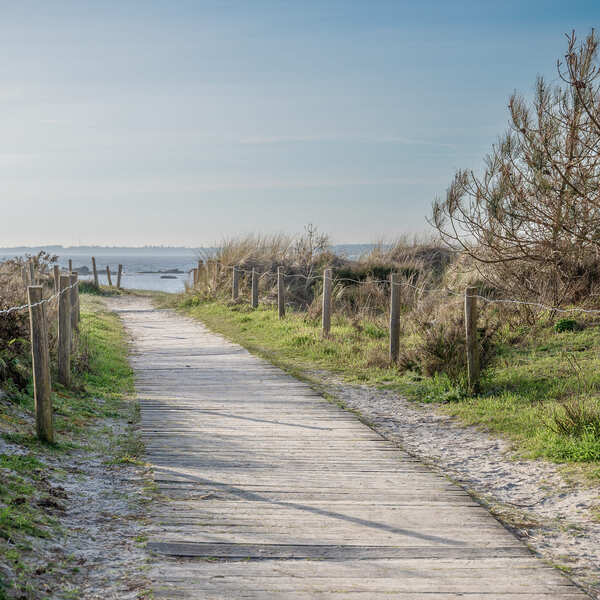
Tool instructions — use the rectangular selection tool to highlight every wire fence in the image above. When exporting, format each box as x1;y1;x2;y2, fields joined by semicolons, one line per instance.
0;259;83;443
191;260;600;315
187;258;600;394
0;279;79;316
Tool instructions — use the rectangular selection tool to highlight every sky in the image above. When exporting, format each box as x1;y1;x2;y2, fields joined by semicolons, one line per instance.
0;0;598;247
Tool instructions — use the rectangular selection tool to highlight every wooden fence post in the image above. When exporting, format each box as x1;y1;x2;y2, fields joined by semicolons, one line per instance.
232;266;239;300
28;286;53;442
251;268;259;308
206;258;217;289
58;275;72;387
322;268;332;336
277;266;285;319
68;259;72;273
73;273;80;327
465;286;480;392
191;268;198;288
53;265;60;293
106;266;113;287
205;260;211;287
28;260;35;285
92;257;99;287
69;273;79;338
197;260;204;287
117;264;123;289
389;272;401;362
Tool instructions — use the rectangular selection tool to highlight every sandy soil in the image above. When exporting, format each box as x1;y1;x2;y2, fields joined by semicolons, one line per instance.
0;404;151;599
309;370;600;599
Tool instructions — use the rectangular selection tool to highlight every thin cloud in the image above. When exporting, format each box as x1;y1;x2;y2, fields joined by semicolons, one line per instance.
237;134;455;148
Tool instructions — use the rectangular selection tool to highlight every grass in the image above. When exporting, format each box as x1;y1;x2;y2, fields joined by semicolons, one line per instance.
177;298;403;384
178;298;600;470
0;292;136;599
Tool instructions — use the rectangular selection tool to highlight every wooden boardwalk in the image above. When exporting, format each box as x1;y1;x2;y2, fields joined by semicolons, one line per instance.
110;297;589;599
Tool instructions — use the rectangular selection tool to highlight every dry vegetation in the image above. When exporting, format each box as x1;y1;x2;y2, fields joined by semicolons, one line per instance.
0;252;58;393
185;228;503;385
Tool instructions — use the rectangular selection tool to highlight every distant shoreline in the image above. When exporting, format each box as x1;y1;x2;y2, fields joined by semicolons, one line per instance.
0;244;381;257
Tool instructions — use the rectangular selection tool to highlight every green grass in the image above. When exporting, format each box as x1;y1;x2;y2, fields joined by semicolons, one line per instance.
0;293;136;598
179;298;600;470
179;299;404;384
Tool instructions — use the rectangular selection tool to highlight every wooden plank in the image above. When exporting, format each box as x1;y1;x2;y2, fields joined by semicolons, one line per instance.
147;542;528;559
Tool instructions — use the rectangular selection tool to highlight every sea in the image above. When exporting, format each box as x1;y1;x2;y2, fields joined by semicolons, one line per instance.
0;245;376;294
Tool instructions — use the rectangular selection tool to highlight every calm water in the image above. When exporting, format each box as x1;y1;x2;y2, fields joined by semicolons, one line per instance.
0;244;376;293
0;253;197;293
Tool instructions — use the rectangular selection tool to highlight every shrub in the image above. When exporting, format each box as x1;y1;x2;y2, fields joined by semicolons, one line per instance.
78;281;100;295
0;253;57;390
397;298;497;385
554;318;578;333
547;397;600;439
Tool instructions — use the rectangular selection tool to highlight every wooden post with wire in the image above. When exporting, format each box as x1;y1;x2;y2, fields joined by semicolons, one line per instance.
191;268;198;288
92;257;99;287
53;265;60;293
69;273;79;338
68;259;73;273
28;286;53;442
232;266;240;300
251;268;259;308
106;266;113;287
58;274;72;387
389;272;401;362
322;268;332;336
117;264;123;289
465;286;480;392
277;266;285;319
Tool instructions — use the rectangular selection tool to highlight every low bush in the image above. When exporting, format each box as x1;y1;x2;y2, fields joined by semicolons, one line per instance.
0;253;57;391
547;397;600;439
555;318;578;333
397;298;498;384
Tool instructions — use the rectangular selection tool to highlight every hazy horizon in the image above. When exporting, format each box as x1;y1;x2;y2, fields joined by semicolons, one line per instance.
0;242;383;253
1;1;598;246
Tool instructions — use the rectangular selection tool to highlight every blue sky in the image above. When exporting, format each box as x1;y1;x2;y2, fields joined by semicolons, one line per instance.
0;0;598;246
